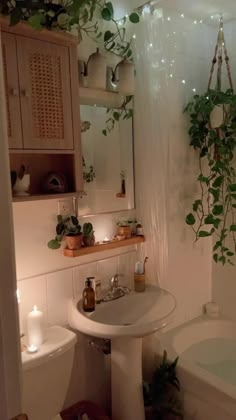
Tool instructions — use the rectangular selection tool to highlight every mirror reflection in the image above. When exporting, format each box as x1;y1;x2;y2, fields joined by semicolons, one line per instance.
79;105;135;216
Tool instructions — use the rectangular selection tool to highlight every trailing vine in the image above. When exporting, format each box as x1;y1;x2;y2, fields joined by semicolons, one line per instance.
102;95;133;136
184;89;236;265
0;0;140;59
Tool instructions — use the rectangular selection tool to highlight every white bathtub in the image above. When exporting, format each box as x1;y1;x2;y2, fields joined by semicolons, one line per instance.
160;316;236;420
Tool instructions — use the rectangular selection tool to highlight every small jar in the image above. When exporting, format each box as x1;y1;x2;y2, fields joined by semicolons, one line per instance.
134;274;146;292
136;223;143;236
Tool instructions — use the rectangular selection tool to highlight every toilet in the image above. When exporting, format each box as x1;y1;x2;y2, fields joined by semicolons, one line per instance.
21;326;77;420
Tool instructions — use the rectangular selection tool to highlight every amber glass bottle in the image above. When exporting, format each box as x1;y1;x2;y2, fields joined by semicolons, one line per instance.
83;278;95;312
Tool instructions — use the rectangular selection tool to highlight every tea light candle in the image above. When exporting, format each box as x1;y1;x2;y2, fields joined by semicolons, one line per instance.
27;344;38;354
27;306;45;347
103;237;110;243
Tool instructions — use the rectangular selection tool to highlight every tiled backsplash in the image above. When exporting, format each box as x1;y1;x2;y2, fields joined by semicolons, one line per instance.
18;250;136;334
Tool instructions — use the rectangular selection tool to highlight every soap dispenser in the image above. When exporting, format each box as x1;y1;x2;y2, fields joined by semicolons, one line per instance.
83;277;95;312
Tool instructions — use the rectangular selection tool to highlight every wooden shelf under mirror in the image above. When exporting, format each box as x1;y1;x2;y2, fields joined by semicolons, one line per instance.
79;87;125;108
64;236;145;258
10;152;76;199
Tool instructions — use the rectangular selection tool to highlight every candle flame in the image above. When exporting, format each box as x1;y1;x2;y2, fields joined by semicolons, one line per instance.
16;289;20;304
33;305;38;312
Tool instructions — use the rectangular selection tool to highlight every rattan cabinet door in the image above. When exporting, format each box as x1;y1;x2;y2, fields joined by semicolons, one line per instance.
16;36;74;150
1;32;23;149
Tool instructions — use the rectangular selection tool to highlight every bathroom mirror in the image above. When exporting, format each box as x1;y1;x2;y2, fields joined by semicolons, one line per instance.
78;104;135;216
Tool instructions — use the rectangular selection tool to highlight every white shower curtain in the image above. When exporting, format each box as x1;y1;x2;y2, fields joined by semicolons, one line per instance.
134;8;170;288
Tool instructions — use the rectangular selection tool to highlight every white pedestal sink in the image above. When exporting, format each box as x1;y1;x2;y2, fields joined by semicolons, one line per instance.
69;285;176;420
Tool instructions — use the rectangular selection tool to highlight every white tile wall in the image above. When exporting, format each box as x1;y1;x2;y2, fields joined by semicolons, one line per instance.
46;268;73;326
17;251;137;332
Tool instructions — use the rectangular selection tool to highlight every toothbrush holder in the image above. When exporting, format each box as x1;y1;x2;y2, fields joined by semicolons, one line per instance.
134;273;146;292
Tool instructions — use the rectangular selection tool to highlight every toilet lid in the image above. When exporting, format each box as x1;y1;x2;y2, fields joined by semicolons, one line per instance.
21;326;77;372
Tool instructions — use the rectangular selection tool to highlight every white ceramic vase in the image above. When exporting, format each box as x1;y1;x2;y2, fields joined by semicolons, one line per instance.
114;60;135;95
87;49;107;90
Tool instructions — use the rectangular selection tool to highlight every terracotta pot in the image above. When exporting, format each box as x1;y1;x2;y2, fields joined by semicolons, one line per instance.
117;226;132;239
66;234;82;250
83;234;95;247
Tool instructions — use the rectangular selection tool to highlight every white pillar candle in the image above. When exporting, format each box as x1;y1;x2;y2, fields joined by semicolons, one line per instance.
27;306;45;347
16;289;23;337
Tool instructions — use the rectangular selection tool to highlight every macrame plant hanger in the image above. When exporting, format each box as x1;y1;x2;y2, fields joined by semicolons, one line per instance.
208;17;234;92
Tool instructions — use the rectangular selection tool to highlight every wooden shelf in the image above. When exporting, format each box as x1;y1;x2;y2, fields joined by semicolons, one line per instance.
12;192;83;203
10;149;75;155
64;236;145;258
79;87;125;108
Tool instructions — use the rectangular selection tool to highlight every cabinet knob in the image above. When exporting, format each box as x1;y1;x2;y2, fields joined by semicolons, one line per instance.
22;89;30;98
11;88;19;96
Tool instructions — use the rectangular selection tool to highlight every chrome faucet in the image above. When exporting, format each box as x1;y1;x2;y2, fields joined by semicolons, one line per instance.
102;274;130;302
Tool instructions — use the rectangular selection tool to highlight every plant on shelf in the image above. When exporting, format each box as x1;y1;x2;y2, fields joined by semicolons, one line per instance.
0;1;140;58
184;18;236;265
102;95;133;136
48;215;82;251
83;222;95;247
143;351;183;420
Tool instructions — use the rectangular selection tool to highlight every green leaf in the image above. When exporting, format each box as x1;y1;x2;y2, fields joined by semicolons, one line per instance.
193;199;202;212
212;175;224;188
102;129;107;136
104;30;114;42
227;251;234;257
129;12;140;23
10;8;22;26
213;253;218;263
106;2;114;17
113;112;120;121
101;6;113;20
219;256;226;265
229;184;236;192
28;13;46;30
212;205;223;216
48;239;61;250
199;230;212;237
185;213;195;225
230;224;236;232
198;174;209;185
204;214;215;225
213;241;222;251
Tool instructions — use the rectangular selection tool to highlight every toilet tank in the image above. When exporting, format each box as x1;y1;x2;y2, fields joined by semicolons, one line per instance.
21;326;77;420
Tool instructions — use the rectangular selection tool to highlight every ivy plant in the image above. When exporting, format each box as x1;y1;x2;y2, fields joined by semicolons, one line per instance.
184;88;236;265
0;0;140;59
102;95;133;136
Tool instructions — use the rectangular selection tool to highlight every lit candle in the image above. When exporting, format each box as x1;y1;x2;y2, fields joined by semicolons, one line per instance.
16;289;23;337
27;306;45;347
27;344;38;354
103;237;110;243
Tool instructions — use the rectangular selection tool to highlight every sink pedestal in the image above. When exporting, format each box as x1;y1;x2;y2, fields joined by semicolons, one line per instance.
111;337;145;420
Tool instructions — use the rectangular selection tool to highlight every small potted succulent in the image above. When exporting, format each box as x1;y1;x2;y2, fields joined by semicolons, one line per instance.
83;222;95;247
48;215;82;251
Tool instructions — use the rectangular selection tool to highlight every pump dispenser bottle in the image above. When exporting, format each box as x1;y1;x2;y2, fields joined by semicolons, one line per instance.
83;277;95;312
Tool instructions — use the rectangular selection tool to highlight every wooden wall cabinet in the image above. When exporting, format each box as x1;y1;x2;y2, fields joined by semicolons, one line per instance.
0;19;83;200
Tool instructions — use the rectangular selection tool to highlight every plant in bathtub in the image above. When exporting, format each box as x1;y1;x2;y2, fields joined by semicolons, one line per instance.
184;19;236;265
143;350;183;420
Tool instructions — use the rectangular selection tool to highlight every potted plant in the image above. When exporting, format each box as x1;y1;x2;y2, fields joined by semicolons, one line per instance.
83;222;95;247
48;215;82;250
184;88;236;265
143;351;183;420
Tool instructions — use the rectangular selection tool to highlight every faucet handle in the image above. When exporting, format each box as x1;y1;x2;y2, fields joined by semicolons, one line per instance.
110;274;124;289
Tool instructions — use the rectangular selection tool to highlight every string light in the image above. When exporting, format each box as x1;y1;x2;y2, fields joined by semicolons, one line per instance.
133;34;136;39
192;88;197;92
182;80;186;84
194;20;197;24
167;17;171;21
181;14;184;18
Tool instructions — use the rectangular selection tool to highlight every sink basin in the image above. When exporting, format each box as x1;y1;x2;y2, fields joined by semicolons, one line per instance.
69;285;176;339
69;285;176;420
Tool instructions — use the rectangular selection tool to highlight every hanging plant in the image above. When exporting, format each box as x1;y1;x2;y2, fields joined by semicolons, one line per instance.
185;89;236;265
184;19;236;265
0;0;140;59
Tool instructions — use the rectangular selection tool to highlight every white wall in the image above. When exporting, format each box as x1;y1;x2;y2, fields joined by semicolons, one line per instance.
212;20;236;320
134;7;214;329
